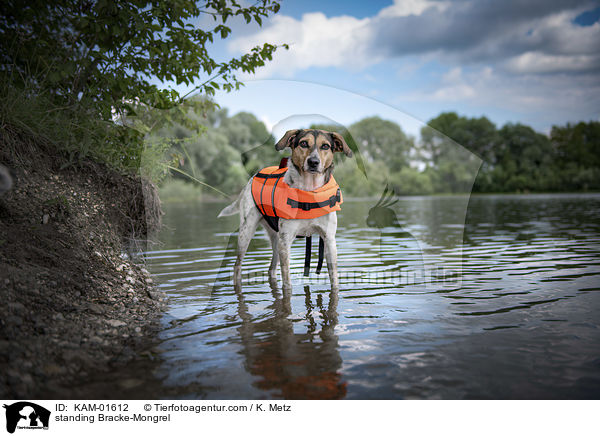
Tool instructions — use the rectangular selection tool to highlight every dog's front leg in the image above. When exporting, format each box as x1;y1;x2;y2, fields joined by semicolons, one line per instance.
277;228;295;292
324;235;340;291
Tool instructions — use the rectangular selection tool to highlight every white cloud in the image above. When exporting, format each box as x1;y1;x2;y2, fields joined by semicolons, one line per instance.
228;12;376;78
432;83;476;101
229;1;599;78
398;63;600;128
441;67;463;84
377;0;450;18
431;67;477;101
505;51;600;74
227;0;453;78
528;9;600;55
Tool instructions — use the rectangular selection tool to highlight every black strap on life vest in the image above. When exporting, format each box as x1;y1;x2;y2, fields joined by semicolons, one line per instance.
254;171;286;180
263;215;280;232
287;187;341;211
254;158;288;232
302;235;325;277
316;237;325;275
304;236;312;276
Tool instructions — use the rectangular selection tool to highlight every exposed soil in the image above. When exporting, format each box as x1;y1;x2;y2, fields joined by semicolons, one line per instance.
0;125;166;398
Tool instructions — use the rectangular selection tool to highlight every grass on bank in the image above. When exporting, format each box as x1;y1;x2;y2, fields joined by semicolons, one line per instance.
0;80;170;182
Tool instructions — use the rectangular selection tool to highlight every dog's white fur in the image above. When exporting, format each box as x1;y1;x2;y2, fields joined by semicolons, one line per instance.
219;130;351;292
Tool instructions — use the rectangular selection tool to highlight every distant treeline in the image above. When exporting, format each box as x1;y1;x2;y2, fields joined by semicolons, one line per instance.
151;103;599;198
425;113;600;194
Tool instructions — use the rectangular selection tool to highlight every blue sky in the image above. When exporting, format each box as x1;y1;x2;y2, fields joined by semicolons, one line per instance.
179;0;600;137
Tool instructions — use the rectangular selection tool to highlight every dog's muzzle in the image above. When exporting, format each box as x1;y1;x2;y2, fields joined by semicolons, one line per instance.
307;157;320;171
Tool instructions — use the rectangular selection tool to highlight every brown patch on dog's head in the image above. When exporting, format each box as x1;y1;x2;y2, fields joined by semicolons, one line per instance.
330;132;353;157
275;129;300;151
275;129;353;175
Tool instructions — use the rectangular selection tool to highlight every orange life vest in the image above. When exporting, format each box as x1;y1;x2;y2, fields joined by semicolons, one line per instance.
251;165;343;232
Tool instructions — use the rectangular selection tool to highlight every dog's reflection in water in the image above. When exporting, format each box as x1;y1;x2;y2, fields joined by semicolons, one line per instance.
234;280;346;399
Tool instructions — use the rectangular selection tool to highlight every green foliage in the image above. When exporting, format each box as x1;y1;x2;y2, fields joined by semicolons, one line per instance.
425;113;600;193
390;167;434;195
334;159;389;197
420;113;485;193
0;78;144;172
0;0;285;176
143;100;279;198
158;178;204;203
423;112;499;162
482;123;555;192
1;0;285;117
349;116;413;171
551;121;600;191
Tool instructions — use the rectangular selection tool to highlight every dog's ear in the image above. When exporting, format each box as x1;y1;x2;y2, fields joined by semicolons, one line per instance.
275;129;300;151
331;132;353;157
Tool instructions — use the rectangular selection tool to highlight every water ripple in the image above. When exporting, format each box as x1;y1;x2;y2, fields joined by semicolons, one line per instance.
133;194;600;399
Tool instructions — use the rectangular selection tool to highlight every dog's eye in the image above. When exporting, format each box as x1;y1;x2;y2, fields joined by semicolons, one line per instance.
321;143;330;150
299;140;309;148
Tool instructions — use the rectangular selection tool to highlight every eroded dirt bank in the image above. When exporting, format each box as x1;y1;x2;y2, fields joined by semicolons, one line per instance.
0;126;166;398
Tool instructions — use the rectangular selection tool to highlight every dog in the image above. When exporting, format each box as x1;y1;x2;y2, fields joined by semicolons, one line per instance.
218;129;353;292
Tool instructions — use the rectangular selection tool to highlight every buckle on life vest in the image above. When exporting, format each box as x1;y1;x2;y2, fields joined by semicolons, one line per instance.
288;188;341;211
303;235;326;277
329;188;341;208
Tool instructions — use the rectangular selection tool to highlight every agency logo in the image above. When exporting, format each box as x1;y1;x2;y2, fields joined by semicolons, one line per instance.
3;402;50;434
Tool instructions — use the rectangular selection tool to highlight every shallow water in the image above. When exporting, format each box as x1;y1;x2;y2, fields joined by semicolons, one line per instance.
137;194;600;399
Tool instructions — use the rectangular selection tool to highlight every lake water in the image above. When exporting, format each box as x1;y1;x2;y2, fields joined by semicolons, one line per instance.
130;193;600;399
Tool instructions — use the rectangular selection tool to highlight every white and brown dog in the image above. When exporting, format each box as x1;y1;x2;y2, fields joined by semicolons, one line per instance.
218;129;353;291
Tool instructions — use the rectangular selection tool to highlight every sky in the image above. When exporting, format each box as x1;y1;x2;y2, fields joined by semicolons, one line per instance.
179;0;600;137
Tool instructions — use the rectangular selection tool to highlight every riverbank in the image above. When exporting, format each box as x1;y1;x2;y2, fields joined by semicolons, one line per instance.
0;125;166;398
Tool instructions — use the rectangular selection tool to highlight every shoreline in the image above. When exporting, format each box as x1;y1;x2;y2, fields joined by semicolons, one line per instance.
0;125;166;398
159;190;600;205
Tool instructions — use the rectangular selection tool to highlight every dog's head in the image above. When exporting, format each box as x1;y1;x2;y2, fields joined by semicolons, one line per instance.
275;129;353;175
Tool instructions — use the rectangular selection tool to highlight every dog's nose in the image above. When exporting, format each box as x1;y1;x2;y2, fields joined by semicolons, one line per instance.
307;157;320;169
